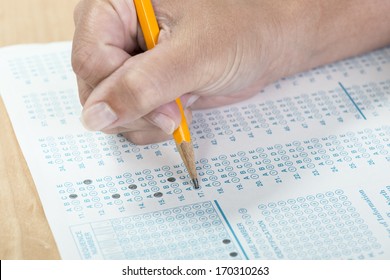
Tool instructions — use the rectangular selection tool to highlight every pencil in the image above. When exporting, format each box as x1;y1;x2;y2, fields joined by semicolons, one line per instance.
133;0;199;189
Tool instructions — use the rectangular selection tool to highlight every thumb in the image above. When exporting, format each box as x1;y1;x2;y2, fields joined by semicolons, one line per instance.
80;42;199;131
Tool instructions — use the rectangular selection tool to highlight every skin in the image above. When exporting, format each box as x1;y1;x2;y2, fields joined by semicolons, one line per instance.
72;0;390;145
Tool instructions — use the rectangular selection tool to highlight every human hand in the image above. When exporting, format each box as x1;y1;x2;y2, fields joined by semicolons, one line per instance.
72;0;390;145
72;0;293;144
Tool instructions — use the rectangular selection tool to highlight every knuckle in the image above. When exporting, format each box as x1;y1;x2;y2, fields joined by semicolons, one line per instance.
77;80;91;106
73;0;85;25
71;43;94;82
72;0;107;84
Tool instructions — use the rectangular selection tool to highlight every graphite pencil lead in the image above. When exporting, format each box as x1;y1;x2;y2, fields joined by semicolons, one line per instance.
192;178;200;189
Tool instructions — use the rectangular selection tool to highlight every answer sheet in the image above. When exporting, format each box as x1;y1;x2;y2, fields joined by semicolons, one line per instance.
0;42;389;259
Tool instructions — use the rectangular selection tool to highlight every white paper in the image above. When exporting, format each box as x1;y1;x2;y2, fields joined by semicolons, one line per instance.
1;41;389;259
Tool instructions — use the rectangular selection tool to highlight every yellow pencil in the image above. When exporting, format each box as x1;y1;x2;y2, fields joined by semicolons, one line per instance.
133;0;199;189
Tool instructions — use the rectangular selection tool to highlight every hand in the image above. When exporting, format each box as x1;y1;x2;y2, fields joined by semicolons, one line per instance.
72;0;390;145
72;0;289;144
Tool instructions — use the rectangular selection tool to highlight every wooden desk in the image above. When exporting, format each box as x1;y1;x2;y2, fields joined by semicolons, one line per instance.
0;0;80;259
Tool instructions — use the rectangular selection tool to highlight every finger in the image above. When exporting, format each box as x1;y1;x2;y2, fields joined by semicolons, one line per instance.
102;117;158;134
101;102;193;135
122;112;195;146
143;100;182;135
101;108;193;146
80;42;201;131
77;77;93;105
122;130;172;145
72;0;137;88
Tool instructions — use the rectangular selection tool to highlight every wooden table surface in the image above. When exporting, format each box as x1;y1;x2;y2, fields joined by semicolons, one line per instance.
0;0;80;259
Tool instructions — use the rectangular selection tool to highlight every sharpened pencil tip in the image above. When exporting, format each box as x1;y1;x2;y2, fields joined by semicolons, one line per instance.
192;178;199;189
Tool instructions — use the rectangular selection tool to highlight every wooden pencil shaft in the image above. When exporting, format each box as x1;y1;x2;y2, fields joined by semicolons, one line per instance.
176;141;197;180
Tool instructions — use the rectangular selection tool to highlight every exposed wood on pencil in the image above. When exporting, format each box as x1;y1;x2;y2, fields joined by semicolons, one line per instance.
176;141;199;189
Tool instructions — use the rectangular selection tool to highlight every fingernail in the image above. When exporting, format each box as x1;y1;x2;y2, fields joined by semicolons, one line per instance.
185;95;199;109
80;102;118;131
147;113;176;135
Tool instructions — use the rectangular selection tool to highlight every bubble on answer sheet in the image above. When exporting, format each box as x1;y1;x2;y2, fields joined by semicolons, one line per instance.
167;177;176;182
153;192;163;198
